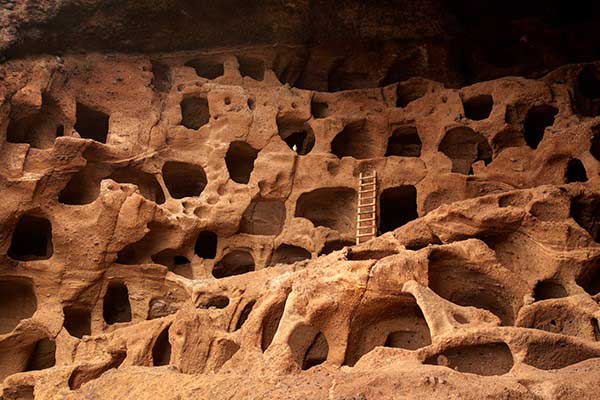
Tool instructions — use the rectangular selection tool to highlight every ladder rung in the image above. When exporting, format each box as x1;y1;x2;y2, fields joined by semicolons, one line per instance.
359;189;376;194
359;176;376;180
357;217;376;222
357;232;375;238
359;202;376;207
358;210;375;214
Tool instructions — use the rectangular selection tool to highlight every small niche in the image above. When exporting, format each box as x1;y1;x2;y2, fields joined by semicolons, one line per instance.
424;342;513;376
150;61;171;92
575;65;600;117
533;279;568;301
109;168;166;204
26;338;56;371
202;296;230;309
194;231;218;259
237;57;265;81
7;94;64;149
270;244;311;266
379;186;418;233
184;59;224;80
162;161;207;199
438;127;492;174
180;97;210;129
74;103;109;143
311;100;329;118
235;300;256;331
261;299;286;351
577;261;600;295
288;325;329;370
523;105;558;149
462;94;493;121
396;79;428;108
570;195;599;243
385;126;422;157
103;282;132;325
213;250;255;279
0;280;37;334
302;332;329;370
8;215;53;261
240;199;286;235
225;141;259;184
152;327;171;366
565;158;588;183
63;307;92;338
331;120;378;159
295;187;357;235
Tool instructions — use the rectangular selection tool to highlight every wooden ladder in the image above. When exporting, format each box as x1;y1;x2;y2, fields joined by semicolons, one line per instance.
356;171;377;245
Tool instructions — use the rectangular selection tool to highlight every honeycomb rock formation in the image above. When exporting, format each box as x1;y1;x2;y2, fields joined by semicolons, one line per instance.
1;7;600;400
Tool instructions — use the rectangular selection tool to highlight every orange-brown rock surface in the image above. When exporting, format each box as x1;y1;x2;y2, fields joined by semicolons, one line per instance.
0;5;600;399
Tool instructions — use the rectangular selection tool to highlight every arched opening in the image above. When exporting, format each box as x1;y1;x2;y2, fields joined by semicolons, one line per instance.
277;125;315;155
575;65;600;117
261;299;286;352
396;79;428;108
150;61;171;92
194;231;218;259
379;186;418;233
225;141;259;184
63;307;92;338
26;338;56;371
8;215;53;261
295;187;357;235
162;161;207;199
74;103;109;143
576;260;600;295
270;244;311;266
184;59;224;80
331;120;377;159
103;282;132;325
523;105;558;149
533;279;568;301
109;168;166;204
7;94;64;149
425;342;513;376
462;94;493;120
151;249;193;279
311;100;329;118
570;195;599;243
565;158;588;182
237;57;264;81
234;300;256;331
289;325;329;370
58;163;106;205
0;280;36;334
439;126;492;174
344;294;431;366
152;327;171;366
213;250;255;279
385;126;422;157
180;97;209;129
240;199;286;235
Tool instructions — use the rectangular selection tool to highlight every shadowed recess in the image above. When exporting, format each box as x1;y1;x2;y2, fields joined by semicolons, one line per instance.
213;250;255;279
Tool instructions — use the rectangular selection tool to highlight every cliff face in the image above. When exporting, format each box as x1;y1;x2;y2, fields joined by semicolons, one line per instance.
0;2;599;400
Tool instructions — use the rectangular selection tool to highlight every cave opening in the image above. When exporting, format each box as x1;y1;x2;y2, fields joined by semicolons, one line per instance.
63;306;92;338
331;120;377;159
238;57;265;81
280;128;315;155
202;296;230;309
110;168;166;204
74;103;109;143
162;161;207;199
565;158;588;183
103;282;132;325
295;187;357;235
570;195;599;243
385;126;422;157
463;94;494;120
424;342;514;376
26;338;56;371
150;61;171;92
234;300;256;331
195;230;218;259
180;96;210;129
8;215;53;261
439;126;492;174
225;141;259;184
379;186;418;233
0;280;37;335
152;327;171;366
302;332;329;370
261;299;286;352
240;199;286;235
533;279;568;301
396;79;428;108
213;250;255;279
184;59;224;80
318;239;355;256
270;244;311;266
523;104;558;149
577;261;600;295
576;65;600;117
311;100;329;118
7;95;64;149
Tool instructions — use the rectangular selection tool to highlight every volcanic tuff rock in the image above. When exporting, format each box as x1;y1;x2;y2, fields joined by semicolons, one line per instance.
0;23;599;400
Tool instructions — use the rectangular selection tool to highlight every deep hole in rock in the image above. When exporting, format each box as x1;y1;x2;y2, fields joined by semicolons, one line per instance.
194;231;218;259
63;306;92;338
8;215;53;261
439;126;492;174
295;187;357;235
428;249;516;325
576;259;600;295
524;339;600;370
238;57;265;81
592;125;600;160
180;96;210;129
235;300;256;331
261;299;286;352
26;338;56;371
7;94;64;149
277;121;316;155
311;100;329;118
533;279;568;301
151;249;193;279
331;120;378;159
575;65;600;117
385;126;422;157
270;244;311;266
103;282;132;325
184;59;224;80
379;186;418;233
225;141;259;184
565;158;588;182
150;61;171;92
240;199;286;235
318;239;354;256
570;195;600;243
110;168;166;204
74;103;109;143
523;105;558;149
344;294;431;366
0;280;37;334
152;327;171;366
58;163;106;205
203;296;230;309
462;94;493;120
396;79;428;108
213;250;255;279
162;161;207;199
424;342;513;376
